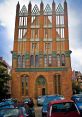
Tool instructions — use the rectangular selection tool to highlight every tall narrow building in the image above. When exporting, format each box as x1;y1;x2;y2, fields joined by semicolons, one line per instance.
12;0;72;101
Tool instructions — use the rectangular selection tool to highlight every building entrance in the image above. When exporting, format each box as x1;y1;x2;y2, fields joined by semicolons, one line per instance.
42;88;45;95
35;76;47;97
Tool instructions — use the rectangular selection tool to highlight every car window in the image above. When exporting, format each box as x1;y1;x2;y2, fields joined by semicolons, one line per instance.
52;102;77;113
3;109;19;117
75;98;82;102
44;96;58;105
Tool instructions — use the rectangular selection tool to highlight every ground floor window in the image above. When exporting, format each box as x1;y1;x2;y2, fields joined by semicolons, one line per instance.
54;74;61;94
21;75;28;96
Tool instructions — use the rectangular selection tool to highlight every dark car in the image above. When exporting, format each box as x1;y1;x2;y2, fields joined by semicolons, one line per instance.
23;97;35;117
42;95;64;117
47;99;80;117
71;94;82;115
23;97;34;107
0;101;14;109
37;95;47;106
24;101;35;117
15;101;35;117
0;107;28;117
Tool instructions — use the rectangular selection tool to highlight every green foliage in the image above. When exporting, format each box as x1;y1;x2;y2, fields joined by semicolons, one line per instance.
72;81;82;94
0;61;11;99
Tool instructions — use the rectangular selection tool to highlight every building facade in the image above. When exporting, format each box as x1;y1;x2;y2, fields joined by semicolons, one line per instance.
12;0;72;101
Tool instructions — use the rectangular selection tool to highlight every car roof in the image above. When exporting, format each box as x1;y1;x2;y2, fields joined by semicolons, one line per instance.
72;94;82;97
49;99;74;105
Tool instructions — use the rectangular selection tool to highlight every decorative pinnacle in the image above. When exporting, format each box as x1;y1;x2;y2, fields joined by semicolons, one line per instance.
41;0;43;4
17;1;19;6
64;0;67;3
29;1;31;4
53;0;55;3
52;0;55;5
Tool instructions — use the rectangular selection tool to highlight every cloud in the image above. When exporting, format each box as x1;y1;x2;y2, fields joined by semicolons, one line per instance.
71;48;82;72
0;0;82;72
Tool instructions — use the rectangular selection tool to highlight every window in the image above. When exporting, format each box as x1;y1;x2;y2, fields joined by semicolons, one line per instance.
35;55;39;67
35;29;39;38
48;29;52;38
18;29;23;39
30;55;34;66
44;29;48;38
18;55;26;68
48;55;52;66
44;55;47;67
54;74;61;94
31;29;35;39
57;54;60;66
45;43;51;52
61;54;65;66
22;76;28;96
31;43;38;51
36;77;46;86
44;16;48;25
18;55;22;67
22;55;26;68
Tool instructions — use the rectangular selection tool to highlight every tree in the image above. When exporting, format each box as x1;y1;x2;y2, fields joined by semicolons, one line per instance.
72;81;81;94
0;60;11;100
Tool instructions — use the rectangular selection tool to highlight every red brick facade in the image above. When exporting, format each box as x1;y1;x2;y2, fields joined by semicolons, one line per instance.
12;0;72;101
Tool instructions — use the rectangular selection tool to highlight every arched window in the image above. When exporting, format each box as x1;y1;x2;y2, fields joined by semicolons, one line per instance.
22;55;26;68
48;55;52;66
61;54;65;66
36;76;46;86
22;75;28;96
54;74;61;94
57;54;60;66
30;55;34;66
35;55;39;67
44;55;47;67
18;55;22;67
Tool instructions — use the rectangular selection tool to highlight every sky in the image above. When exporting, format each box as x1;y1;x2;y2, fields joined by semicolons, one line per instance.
0;0;82;72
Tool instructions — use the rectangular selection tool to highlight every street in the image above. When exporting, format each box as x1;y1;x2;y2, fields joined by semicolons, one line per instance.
35;106;42;117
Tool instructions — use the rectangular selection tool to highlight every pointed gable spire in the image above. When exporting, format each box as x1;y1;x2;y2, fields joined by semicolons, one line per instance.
64;0;67;13
64;0;67;3
40;0;44;14
64;0;67;7
28;1;32;14
52;0;55;5
16;1;20;16
52;0;55;11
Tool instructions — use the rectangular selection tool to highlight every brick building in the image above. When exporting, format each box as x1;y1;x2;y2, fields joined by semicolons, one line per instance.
12;0;72;101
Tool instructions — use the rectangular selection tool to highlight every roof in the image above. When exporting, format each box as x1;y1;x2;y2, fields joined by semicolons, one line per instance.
49;99;74;105
72;94;82;97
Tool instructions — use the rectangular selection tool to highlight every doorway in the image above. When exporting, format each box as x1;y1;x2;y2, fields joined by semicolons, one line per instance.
42;88;45;95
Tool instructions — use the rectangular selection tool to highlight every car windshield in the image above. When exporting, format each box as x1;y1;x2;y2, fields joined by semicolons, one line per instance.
75;98;82;102
51;102;77;113
44;96;60;105
0;108;19;117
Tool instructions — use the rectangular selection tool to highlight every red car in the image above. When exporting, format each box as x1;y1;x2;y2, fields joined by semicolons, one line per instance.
47;99;80;117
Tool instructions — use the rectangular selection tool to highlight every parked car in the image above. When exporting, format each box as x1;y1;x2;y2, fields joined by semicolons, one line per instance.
37;95;47;106
47;99;80;117
42;95;64;117
0;107;28;117
71;94;82;115
0;101;14;109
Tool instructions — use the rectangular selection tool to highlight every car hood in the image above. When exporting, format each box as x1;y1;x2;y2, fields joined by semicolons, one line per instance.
51;111;80;117
76;102;82;110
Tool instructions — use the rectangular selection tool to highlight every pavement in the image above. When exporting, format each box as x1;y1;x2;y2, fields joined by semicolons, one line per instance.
35;106;42;117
